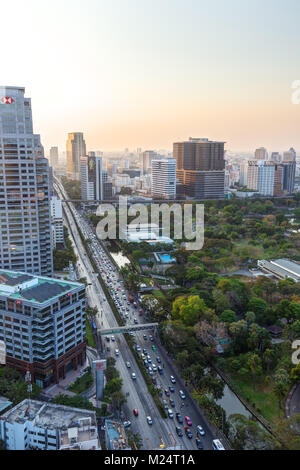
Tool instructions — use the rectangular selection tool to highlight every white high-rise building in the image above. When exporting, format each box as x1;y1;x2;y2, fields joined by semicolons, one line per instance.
50;196;64;247
151;158;176;199
0;86;53;276
80;153;103;201
247;160;283;196
66;132;86;180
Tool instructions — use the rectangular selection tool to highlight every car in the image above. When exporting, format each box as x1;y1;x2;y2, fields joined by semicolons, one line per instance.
197;425;205;436
105;336;110;342
106;346;110;352
148;368;153;376
147;416;152;425
143;348;148;354
152;364;157;372
111;336;115;342
147;357;152;364
185;416;192;426
176;427;183;437
134;319;138;324
170;399;175;408
164;388;170;397
115;349;120;356
156;356;161;363
169;386;175;393
176;413;183;423
179;390;186;400
143;334;147;340
195;438;204;450
123;421;131;428
170;376;176;384
185;428;193;439
131;373;137;380
168;409;174;419
163;399;168;409
126;362;131;368
158;366;163;375
151;345;157;352
149;335;154;342
136;346;141;352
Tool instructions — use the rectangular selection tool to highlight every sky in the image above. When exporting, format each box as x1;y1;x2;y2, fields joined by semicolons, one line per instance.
1;0;300;154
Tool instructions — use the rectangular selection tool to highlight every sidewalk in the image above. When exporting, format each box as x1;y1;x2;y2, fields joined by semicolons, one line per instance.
42;358;89;399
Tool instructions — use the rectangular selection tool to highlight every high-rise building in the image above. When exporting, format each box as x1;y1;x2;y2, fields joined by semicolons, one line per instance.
66;132;86;180
283;147;296;162
254;147;268;160
174;138;225;199
282;161;296;193
239;162;248;186
49;146;59;168
142;151;163;174
247;160;283;196
151;158;176;199
80;153;105;201
270;152;282;163
0;86;53;276
50;196;64;247
0;269;86;388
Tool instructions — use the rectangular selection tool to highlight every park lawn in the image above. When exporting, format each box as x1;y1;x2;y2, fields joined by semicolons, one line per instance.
86;320;96;348
230;374;283;425
69;371;94;394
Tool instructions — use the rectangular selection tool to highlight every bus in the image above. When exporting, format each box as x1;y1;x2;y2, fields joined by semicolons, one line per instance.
212;439;225;451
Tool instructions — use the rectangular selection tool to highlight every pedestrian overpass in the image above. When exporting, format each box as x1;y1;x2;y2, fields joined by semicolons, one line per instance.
97;323;158;336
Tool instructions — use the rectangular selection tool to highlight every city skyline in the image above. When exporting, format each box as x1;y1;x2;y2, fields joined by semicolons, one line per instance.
2;0;300;153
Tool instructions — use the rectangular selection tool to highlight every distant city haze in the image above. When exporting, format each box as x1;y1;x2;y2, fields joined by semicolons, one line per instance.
2;0;300;153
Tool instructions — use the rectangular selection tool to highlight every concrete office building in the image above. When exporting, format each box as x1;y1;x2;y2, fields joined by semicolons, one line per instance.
0;269;86;388
142;150;163;174
270;152;282;163
239;162;248;186
49;146;58;168
50;196;64;248
151;158;176;199
0;400;100;450
254;147;268;160
174;138;225;199
283;148;296;162
0;86;53;276
66;132;86;180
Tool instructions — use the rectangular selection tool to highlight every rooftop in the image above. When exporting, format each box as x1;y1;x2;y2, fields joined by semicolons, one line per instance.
105;419;130;450
0;396;12;414
0;269;83;305
1;399;96;430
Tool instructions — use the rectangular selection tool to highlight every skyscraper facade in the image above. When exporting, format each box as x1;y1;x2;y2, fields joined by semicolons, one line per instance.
80;153;104;201
254;147;268;160
151;158;176;199
0;86;53;276
49;146;59;168
66;132;86;180
174;138;225;199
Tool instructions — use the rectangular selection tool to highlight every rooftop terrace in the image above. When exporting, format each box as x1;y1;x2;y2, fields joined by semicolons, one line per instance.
0;269;83;305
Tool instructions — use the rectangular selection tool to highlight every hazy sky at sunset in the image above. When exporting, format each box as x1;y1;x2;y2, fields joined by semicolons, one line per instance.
2;0;300;154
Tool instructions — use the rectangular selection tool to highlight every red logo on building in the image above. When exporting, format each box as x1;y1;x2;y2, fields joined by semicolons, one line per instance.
0;97;15;104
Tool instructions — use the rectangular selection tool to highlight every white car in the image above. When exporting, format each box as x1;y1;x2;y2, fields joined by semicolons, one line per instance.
126;362;131;368
179;390;186;399
111;336;115;342
131;373;137;380
147;416;152;425
123;421;131;428
170;376;176;384
115;349;120;356
197;425;205;436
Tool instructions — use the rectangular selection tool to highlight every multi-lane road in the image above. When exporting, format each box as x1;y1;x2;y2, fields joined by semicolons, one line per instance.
54;178;216;451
